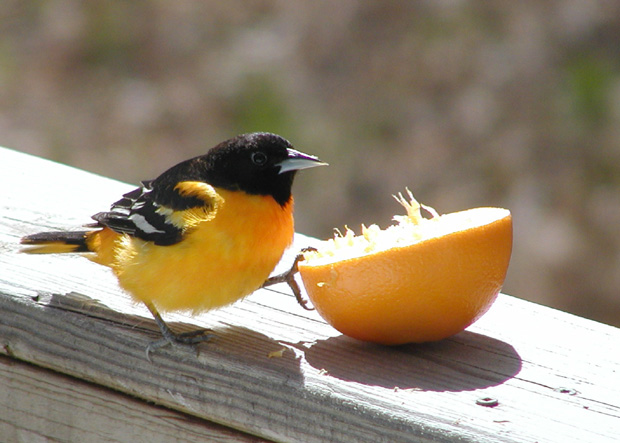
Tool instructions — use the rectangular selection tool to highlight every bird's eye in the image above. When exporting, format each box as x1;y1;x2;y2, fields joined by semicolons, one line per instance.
251;151;268;166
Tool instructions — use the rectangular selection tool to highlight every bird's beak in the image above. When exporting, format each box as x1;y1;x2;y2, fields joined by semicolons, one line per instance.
277;148;328;174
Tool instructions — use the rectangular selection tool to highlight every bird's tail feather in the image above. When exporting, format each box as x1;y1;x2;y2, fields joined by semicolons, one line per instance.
20;231;92;254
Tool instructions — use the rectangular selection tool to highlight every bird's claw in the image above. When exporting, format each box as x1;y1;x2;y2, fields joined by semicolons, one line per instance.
145;328;213;362
262;247;317;310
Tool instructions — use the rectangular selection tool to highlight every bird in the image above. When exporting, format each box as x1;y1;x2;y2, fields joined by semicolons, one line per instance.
21;132;326;355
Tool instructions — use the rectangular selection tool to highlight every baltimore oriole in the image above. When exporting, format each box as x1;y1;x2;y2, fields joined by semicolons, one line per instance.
21;132;326;355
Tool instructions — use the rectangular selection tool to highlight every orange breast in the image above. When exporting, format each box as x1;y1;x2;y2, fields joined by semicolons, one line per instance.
89;189;294;313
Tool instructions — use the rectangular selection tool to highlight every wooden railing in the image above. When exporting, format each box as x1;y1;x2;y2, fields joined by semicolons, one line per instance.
1;147;619;442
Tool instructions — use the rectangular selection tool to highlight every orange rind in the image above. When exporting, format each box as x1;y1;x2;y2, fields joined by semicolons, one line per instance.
298;190;512;344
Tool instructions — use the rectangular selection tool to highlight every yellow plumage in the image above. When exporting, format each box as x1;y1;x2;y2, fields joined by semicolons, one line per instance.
88;188;294;313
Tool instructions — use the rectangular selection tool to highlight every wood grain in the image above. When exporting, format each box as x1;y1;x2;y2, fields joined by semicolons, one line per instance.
0;355;266;443
1;147;619;442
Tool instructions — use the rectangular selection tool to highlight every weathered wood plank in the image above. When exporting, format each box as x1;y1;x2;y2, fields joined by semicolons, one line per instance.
1;146;619;442
0;355;266;443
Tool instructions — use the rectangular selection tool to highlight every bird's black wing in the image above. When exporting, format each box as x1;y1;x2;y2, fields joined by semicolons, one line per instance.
91;180;209;246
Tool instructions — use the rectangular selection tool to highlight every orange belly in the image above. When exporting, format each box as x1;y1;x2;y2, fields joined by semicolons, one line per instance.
89;189;294;313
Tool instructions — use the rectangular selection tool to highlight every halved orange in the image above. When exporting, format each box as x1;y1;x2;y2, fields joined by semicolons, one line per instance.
298;190;512;345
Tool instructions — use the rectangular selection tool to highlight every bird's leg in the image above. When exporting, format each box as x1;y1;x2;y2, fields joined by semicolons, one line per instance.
262;247;316;311
143;301;212;360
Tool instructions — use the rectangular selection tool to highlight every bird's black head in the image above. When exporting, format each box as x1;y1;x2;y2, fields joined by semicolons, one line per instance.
154;133;326;207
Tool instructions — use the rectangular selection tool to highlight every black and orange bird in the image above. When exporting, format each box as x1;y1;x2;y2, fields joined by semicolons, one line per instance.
21;132;326;354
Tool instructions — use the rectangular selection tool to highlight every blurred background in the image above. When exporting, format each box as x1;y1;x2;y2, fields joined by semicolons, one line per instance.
2;1;619;327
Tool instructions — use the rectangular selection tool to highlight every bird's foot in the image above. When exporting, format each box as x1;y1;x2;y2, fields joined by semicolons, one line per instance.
145;328;213;361
262;247;317;310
